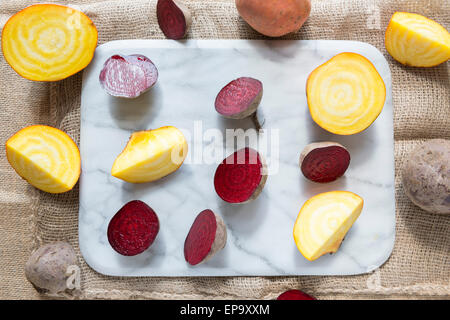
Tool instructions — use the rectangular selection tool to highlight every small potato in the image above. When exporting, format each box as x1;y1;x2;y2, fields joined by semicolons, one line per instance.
402;139;450;215
25;242;78;293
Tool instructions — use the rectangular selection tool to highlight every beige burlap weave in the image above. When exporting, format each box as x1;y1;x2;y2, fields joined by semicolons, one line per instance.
0;0;449;300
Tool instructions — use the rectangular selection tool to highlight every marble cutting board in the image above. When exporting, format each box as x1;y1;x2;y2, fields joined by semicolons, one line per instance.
79;40;395;276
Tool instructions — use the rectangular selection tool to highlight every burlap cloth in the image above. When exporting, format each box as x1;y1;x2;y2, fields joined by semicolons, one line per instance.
0;0;449;300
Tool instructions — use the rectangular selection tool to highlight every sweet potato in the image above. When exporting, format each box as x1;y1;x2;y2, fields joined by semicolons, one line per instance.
235;0;311;37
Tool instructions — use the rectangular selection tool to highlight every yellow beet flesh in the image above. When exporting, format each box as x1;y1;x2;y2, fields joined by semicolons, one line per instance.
385;12;450;67
1;4;98;81
6;125;81;193
306;52;386;135
293;191;363;261
112;126;188;183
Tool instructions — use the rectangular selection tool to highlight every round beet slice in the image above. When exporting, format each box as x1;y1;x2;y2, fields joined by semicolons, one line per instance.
99;54;158;98
107;200;160;256
215;77;263;120
157;0;192;40
299;142;350;183
214;147;267;204
184;209;227;266
277;290;316;300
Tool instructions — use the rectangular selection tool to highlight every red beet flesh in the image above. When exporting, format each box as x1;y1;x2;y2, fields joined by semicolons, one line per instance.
107;200;160;256
215;77;263;119
277;290;316;300
157;0;191;40
184;210;218;265
214;147;266;203
301;144;350;183
99;54;158;98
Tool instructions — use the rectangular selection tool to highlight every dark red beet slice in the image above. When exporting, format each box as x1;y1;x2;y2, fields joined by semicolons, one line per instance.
215;77;263;119
277;290;316;300
184;209;227;266
214;147;267;204
157;0;192;40
107;200;160;256
99;54;158;98
300;142;350;183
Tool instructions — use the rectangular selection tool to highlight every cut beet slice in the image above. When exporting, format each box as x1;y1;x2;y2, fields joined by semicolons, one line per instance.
99;54;158;98
157;0;192;40
215;77;263;119
277;290;316;300
184;209;227;266
300;142;350;183
107;200;160;256
214;147;267;204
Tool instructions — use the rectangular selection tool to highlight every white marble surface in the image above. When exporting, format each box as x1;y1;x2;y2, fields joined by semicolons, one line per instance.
79;40;395;276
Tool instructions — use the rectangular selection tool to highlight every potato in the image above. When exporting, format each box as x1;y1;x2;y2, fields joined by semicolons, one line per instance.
25;242;78;293
402;139;450;215
235;0;311;37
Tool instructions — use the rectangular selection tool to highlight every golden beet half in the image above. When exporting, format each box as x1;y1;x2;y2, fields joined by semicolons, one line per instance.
385;12;450;67
306;52;386;135
2;4;98;81
6;125;81;193
293;191;363;261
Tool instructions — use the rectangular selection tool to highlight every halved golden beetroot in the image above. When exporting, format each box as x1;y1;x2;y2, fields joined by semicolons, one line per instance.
6;125;81;193
112;126;188;183
1;4;98;81
385;12;450;67
293;191;363;261
306;53;386;135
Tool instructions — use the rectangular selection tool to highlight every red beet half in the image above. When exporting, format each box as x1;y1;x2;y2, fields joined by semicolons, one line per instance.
157;0;192;40
214;147;267;204
99;54;158;98
107;200;160;256
277;290;316;300
299;142;350;183
215;77;263;120
184;210;227;266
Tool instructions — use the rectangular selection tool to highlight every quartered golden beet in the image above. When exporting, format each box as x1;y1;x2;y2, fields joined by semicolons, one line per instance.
1;4;98;81
306;52;386;135
293;191;363;261
111;126;188;183
385;12;450;67
6;125;81;193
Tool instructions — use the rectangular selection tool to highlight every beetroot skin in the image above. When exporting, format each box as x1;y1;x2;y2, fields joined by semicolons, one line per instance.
184;209;227;266
277;290;316;300
300;142;350;183
107;200;160;256
214;147;267;204
215;77;263;119
99;54;158;98
157;0;192;40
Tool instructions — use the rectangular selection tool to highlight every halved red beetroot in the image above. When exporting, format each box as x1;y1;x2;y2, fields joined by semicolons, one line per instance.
107;200;160;256
214;147;267;204
300;142;350;183
99;54;158;98
184;209;227;266
277;290;316;300
157;0;192;40
215;77;263;119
